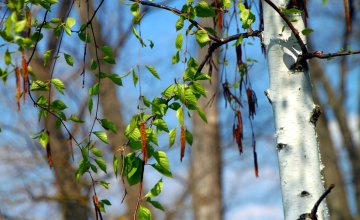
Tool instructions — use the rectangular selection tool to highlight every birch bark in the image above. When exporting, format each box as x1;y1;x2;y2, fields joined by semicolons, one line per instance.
263;1;328;219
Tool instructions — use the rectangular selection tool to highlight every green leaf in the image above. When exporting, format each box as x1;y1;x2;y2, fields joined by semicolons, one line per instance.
239;4;256;29
43;50;52;66
95;158;107;173
69;115;84;123
51;79;65;94
4;49;11;65
196;107;208;123
222;0;232;8
101;199;112;206
65;17;76;29
152;151;172;177
90;59;97;70
51;100;67;111
145;65;160;80
146;198;165;211
64;53;74;66
14;20;27;33
132;26;146;47
30;80;49;91
107;73;122;86
88;96;93;115
185;129;193;145
172;51;180;64
92;131;109;144
113;155;119;178
91;148;103;157
176;17;184;31
301;28;314;36
100;118;117;133
89;83;99;96
147;128;159;146
132;69;138;86
162;84;175;98
175;33;183;50
130;3;140;17
169;128;176;147
145;179;163;198
195;29;210;47
100;180;110;189
152;118;169;132
81;147;89;161
176;107;184;124
195;1;216;17
39;130;49;148
138;206;151;220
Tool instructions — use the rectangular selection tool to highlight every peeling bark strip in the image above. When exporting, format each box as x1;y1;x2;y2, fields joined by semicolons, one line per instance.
263;0;328;219
139;121;148;163
92;194;103;220
180;124;185;161
310;105;321;125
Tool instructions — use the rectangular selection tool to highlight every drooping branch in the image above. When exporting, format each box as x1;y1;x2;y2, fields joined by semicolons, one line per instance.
128;0;222;42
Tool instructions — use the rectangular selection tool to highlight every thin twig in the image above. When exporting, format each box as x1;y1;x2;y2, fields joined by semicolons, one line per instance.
263;0;307;54
310;184;335;220
128;0;221;42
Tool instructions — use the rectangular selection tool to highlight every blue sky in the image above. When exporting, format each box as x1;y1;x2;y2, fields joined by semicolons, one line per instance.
0;0;359;219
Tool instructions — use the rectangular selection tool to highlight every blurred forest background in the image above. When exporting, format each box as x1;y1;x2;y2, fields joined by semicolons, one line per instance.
0;0;359;220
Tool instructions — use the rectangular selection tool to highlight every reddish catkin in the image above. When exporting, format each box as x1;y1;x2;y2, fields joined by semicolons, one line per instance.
233;110;243;153
15;67;21;111
25;7;32;36
46;131;53;168
21;51;28;103
180;124;185;162
139;121;148;163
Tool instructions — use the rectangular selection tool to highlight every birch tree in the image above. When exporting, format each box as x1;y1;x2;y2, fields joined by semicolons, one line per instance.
263;1;328;219
1;0;359;220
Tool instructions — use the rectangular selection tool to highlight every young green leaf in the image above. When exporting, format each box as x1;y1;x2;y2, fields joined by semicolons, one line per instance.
301;28;314;36
89;83;99;96
91;148;103;157
100;180;110;189
39;130;49;148
176;107;184;124
90;59;97;70
152;151;172;177
195;1;216;17
145;179;163;198
65;17;76;29
100;118;117;133
113;155;119;178
63;53;74;66
195;29;210;47
169;128;176;147
175;33;183;50
175;17;184;31
172;51;180;64
185;129;193;145
152;118;169;132
95;158;107;173
43;50;52;66
88;96;93;115
92;131;109;144
196;107;208;123
4;49;11;65
51;78;65;94
146;198;165;211
51;100;67;111
138;206;151;220
69;115;84;123
145;65;160;80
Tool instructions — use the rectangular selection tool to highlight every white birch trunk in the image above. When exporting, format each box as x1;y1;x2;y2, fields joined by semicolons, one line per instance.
262;1;329;219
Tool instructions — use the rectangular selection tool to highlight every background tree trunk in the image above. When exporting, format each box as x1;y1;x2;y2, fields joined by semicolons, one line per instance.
191;1;223;219
263;0;328;219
